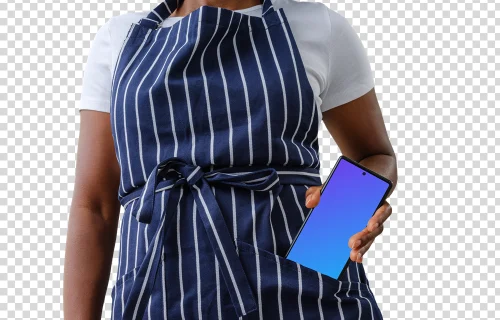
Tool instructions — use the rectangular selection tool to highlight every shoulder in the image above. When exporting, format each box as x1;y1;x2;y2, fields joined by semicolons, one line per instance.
90;12;149;73
108;11;147;26
277;0;356;37
105;11;148;39
275;0;327;13
275;0;331;30
274;0;332;53
274;0;356;50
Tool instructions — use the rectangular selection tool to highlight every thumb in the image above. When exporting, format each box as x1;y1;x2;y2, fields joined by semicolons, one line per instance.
305;185;322;208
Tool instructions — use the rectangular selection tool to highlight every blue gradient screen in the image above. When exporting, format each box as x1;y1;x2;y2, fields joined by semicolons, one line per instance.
286;158;390;279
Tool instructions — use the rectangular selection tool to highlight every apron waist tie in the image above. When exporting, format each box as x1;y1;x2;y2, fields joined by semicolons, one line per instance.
118;156;322;320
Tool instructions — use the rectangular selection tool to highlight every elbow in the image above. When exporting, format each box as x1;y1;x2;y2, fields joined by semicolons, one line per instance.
71;190;121;226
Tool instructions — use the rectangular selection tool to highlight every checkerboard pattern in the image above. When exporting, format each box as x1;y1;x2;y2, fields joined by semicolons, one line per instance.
0;0;498;319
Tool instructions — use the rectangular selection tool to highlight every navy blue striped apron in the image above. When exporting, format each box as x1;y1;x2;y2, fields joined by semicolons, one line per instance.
109;0;383;319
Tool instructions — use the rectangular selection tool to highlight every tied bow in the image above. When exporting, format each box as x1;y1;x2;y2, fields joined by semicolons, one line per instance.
121;156;284;320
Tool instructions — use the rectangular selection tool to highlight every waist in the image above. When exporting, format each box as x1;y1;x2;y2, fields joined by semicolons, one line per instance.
119;164;322;209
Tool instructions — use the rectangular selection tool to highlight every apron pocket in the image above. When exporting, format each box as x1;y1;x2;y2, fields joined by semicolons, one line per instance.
236;239;373;302
111;265;140;301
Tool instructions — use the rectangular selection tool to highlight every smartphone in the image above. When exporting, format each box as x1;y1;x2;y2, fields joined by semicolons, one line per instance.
284;155;393;280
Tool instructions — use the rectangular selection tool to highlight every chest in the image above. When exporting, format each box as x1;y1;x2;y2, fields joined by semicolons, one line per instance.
109;12;328;117
109;3;323;193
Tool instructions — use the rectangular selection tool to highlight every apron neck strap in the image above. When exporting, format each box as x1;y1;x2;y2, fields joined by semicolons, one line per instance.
139;0;275;29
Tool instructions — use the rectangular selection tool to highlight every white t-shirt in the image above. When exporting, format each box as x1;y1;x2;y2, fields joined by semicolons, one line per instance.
79;0;374;118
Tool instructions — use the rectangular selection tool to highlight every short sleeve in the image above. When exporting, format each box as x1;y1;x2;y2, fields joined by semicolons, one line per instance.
79;19;113;113
319;9;375;113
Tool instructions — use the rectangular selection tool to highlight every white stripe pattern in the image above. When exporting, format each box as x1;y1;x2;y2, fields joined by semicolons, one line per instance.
109;1;379;318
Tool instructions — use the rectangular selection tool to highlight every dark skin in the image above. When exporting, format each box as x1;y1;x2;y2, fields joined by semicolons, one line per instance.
170;0;262;17
305;87;398;264
64;1;397;318
64;110;122;319
64;91;396;318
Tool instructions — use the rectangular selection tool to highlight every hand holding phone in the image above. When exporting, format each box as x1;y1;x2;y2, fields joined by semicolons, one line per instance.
347;199;392;263
285;155;393;280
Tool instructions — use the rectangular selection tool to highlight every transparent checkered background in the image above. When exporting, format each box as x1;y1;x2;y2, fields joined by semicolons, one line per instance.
0;0;498;319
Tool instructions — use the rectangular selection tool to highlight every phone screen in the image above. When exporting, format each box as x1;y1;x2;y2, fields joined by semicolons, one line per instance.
285;157;391;280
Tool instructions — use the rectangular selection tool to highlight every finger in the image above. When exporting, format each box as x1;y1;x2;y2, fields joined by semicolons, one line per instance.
349;223;384;250
367;201;392;232
348;228;371;250
351;238;375;263
305;184;322;196
358;223;385;248
305;185;322;208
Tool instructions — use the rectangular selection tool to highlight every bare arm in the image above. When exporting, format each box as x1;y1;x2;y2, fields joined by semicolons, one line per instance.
305;87;398;262
322;87;398;193
64;110;122;319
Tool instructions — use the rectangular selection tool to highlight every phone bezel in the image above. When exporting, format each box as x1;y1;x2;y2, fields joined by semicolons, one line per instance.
283;154;393;280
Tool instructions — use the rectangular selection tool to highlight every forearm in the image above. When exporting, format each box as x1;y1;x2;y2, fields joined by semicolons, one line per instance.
358;153;398;197
63;205;119;320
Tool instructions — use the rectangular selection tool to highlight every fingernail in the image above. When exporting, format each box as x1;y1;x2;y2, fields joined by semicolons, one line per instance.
306;194;312;206
357;252;362;261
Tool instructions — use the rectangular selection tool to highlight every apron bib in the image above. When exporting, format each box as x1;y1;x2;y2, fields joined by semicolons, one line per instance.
109;0;382;319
